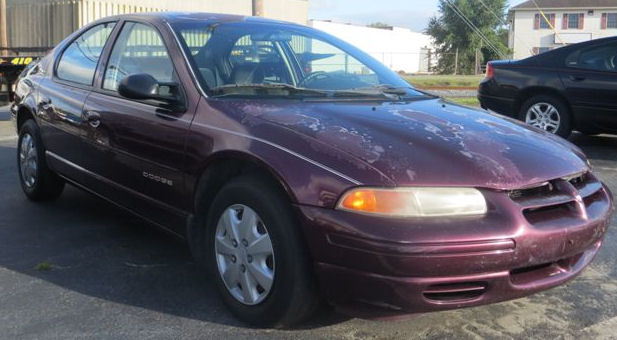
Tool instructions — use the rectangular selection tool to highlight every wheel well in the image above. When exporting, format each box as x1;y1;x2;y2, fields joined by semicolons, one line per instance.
187;154;301;265
514;87;573;120
16;106;35;132
192;154;296;219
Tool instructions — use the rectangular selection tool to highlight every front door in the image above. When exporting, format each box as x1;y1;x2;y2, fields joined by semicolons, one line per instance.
81;21;195;230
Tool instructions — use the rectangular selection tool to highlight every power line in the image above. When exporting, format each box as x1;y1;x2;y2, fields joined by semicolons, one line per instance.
475;0;535;57
444;0;507;59
530;0;564;44
444;0;504;58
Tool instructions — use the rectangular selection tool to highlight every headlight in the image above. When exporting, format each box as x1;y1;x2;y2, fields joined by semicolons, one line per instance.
336;187;487;217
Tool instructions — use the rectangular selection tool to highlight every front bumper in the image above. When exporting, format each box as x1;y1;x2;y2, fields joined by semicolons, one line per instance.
297;174;613;317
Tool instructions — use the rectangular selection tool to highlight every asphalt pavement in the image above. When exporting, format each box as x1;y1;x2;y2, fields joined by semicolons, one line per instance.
1;105;617;339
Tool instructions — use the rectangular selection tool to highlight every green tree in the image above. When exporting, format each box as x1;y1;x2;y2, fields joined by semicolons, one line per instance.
367;22;392;30
426;0;511;74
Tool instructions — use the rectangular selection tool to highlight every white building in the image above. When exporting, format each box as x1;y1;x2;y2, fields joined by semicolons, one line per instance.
310;20;434;74
509;0;617;60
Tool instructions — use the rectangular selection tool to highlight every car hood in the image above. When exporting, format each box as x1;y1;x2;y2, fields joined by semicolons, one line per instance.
215;97;589;190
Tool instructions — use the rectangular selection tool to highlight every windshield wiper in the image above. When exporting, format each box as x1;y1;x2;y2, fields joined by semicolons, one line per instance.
331;86;409;100
210;83;329;98
347;85;437;100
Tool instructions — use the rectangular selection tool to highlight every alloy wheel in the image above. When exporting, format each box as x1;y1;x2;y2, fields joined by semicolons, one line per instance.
19;133;38;188
525;102;561;133
214;204;275;305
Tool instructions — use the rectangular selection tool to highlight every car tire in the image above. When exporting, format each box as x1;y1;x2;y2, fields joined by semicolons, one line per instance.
17;120;65;201
519;95;572;138
199;173;319;328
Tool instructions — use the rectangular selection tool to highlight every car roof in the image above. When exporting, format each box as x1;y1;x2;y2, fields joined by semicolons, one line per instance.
525;35;617;64
90;11;300;27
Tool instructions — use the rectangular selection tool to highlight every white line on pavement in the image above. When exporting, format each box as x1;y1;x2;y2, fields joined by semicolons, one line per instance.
593;166;617;172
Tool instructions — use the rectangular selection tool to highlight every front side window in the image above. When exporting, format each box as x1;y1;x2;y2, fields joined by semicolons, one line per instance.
171;21;421;99
103;22;175;91
56;22;116;85
566;43;617;71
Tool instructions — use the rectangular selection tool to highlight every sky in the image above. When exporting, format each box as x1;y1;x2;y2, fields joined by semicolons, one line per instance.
309;0;529;32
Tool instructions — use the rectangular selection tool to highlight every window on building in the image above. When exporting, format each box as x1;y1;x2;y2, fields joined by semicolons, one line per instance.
534;13;555;29
56;22;116;85
533;47;552;55
606;13;617;29
564;13;583;29
538;47;552;54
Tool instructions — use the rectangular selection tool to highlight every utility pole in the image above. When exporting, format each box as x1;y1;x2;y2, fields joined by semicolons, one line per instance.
252;0;264;17
454;48;459;75
0;0;7;56
475;49;479;75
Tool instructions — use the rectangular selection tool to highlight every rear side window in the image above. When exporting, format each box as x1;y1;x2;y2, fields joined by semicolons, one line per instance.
56;22;116;85
566;43;617;71
103;22;175;91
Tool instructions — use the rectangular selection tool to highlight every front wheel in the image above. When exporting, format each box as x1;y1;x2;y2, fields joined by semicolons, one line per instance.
17;120;65;201
203;174;319;328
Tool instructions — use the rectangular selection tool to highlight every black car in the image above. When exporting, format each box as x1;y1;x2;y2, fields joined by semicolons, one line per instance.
478;36;617;138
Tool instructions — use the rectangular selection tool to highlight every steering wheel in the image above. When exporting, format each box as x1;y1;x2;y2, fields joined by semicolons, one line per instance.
298;71;330;87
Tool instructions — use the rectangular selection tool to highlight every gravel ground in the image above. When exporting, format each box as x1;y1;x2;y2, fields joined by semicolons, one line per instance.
1;106;616;339
422;89;478;98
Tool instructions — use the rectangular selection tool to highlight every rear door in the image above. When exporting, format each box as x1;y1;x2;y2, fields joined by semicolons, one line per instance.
81;21;196;230
38;22;117;181
560;41;617;132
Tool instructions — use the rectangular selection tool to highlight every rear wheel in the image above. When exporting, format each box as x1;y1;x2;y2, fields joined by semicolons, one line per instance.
17;120;64;201
519;95;572;138
198;173;319;328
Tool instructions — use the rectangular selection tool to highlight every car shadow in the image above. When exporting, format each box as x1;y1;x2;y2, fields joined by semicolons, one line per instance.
0;144;349;330
569;132;617;163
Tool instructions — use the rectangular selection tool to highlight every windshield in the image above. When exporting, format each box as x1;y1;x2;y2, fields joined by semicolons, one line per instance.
171;21;424;98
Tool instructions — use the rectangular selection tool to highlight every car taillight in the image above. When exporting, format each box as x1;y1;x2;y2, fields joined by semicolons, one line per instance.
485;62;494;79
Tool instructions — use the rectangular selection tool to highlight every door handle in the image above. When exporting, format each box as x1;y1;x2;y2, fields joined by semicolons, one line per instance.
39;97;52;111
84;110;101;128
568;75;586;82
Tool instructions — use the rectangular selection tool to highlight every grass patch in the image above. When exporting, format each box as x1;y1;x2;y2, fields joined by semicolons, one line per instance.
406;75;484;88
444;97;481;108
34;261;53;271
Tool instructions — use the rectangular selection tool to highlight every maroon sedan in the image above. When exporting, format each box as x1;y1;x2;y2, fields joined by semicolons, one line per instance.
11;13;614;328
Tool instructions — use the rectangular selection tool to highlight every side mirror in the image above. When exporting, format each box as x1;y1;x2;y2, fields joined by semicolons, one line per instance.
118;73;183;108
